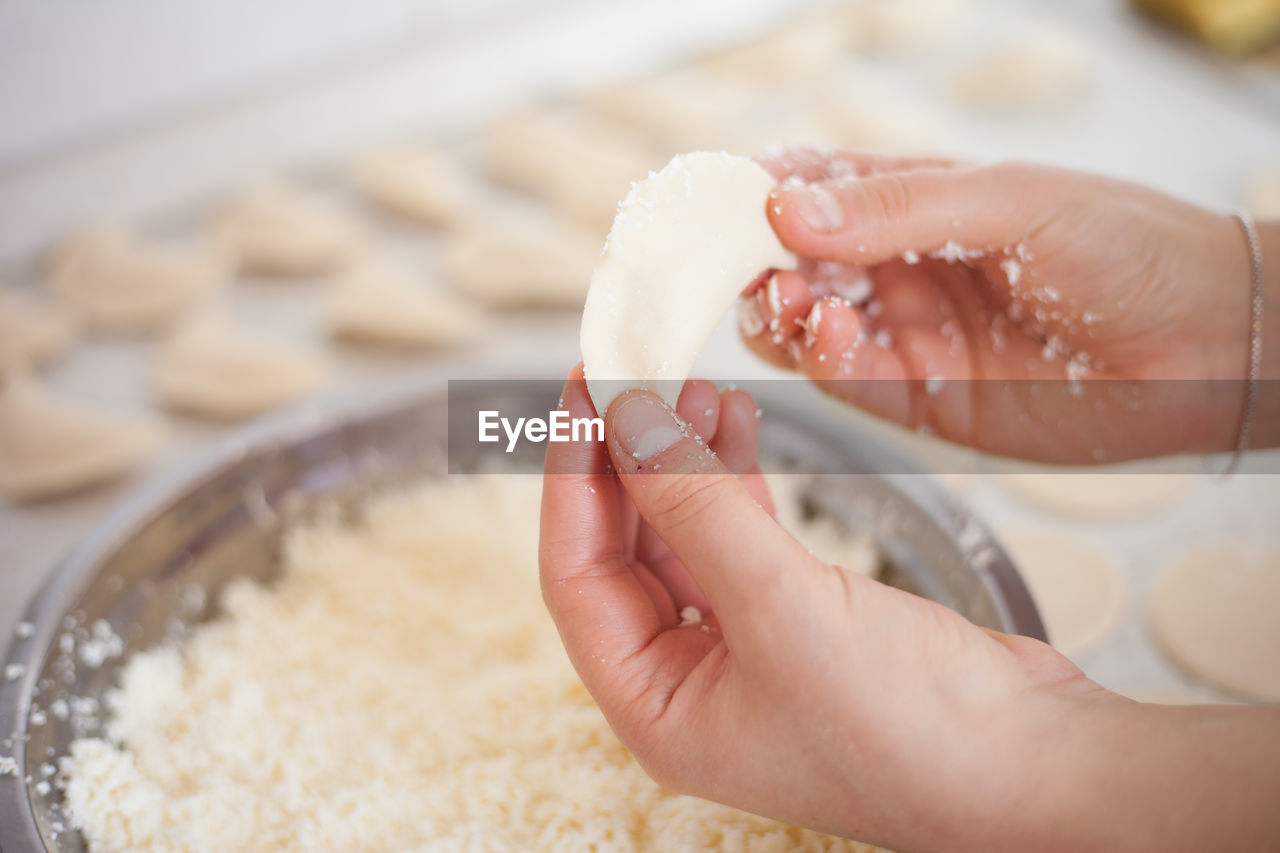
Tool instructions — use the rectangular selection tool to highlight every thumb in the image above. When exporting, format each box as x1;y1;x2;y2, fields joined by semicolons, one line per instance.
768;163;1034;266
605;390;824;631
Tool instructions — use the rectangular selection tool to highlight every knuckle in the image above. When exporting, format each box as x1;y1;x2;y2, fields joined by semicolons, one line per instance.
648;473;729;536
862;173;914;234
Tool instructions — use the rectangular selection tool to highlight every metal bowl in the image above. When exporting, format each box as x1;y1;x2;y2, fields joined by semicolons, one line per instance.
0;373;1044;851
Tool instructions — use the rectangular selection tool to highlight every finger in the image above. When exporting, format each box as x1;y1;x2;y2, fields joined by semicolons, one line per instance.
737;270;814;369
540;367;667;696
606;391;826;633
710;388;775;518
755;146;959;183
767;163;1036;266
675;379;721;440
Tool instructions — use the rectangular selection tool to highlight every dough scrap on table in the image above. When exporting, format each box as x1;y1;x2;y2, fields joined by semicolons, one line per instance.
1148;543;1280;704
0;373;165;501
482;109;662;234
439;208;601;309
0;289;78;369
997;526;1125;657
48;226;223;335
323;259;485;349
214;184;368;276
950;22;1094;110
152;313;328;420
581;151;793;415
999;472;1187;518
349;147;481;229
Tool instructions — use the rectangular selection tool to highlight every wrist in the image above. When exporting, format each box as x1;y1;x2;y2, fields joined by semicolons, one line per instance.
1251;219;1280;451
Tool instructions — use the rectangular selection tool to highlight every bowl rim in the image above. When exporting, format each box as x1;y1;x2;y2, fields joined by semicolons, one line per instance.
0;366;1044;850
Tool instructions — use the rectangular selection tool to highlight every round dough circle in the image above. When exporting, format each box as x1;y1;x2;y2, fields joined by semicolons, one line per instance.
1149;544;1280;703
1000;472;1187;518
998;527;1125;657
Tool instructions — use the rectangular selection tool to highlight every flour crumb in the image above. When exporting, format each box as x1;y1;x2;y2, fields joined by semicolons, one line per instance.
679;606;704;626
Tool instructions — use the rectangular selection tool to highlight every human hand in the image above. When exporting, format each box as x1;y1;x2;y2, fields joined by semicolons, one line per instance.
741;149;1262;464
541;366;1280;852
540;365;1084;851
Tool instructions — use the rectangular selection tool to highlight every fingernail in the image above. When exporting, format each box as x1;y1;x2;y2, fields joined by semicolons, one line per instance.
612;395;684;460
804;300;824;348
788;183;844;233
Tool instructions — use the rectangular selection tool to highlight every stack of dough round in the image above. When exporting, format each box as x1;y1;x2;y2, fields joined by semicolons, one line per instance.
323;260;485;349
49;227;223;334
0;374;165;501
152;314;328;420
215;185;367;276
0;290;78;368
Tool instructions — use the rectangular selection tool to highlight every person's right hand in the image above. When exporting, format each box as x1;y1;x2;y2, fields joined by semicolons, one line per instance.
741;150;1263;464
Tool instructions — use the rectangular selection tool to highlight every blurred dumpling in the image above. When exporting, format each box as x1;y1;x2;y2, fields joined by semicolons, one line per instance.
323;259;485;349
215;185;367;276
0;374;164;501
0;289;78;368
440;207;600;309
482;109;660;234
702;14;853;83
152;313;328;420
855;0;974;54
350;147;481;229
49;226;222;335
584;70;760;152
950;23;1094;110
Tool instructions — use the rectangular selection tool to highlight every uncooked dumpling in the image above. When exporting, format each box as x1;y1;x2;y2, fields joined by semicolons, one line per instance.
819;80;950;155
997;527;1125;657
153;314;328;420
580;152;793;414
215;185;367;276
1000;472;1187;518
482;109;661;234
0;289;78;368
350;147;479;228
951;23;1093;110
0;374;164;501
323;260;485;349
439;208;601;309
584;70;760;153
703;15;852;83
49;227;223;334
1149;543;1280;703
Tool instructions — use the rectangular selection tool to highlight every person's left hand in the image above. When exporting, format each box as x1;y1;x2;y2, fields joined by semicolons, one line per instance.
539;365;1087;852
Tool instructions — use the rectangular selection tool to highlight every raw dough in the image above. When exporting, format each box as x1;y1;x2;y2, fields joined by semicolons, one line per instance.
350;147;479;228
1244;158;1280;219
580;152;792;414
0;289;78;368
820;80;949;155
439;208;600;308
951;23;1093;110
49;227;222;334
323;260;485;349
1149;543;1280;703
0;374;164;501
997;527;1125;657
215;185;367;276
482;109;661;234
152;314;328;420
1000;472;1187;518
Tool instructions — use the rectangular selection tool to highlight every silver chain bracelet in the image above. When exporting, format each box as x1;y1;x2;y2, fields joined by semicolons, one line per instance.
1224;210;1265;476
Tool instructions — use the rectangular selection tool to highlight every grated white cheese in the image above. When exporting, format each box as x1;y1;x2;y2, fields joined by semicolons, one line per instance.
62;476;881;853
